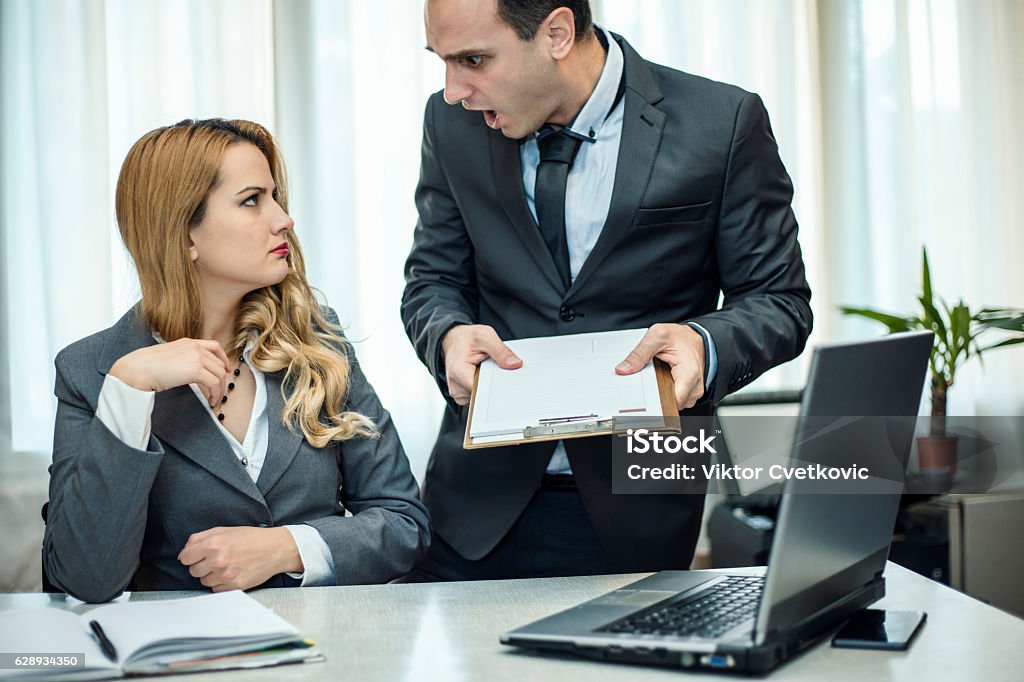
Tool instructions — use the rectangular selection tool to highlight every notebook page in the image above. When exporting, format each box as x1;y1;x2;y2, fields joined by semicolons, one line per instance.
87;591;297;663
470;329;659;437
0;608;116;674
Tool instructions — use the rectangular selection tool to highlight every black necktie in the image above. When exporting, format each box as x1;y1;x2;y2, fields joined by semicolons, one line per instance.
535;131;582;291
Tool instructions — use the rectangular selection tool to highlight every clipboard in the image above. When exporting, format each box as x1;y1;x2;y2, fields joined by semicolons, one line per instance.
463;357;680;449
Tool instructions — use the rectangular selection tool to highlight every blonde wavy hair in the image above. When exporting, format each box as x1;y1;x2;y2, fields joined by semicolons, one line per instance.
115;118;376;447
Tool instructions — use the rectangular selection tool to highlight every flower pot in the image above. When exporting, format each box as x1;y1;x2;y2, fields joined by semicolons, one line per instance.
916;436;958;476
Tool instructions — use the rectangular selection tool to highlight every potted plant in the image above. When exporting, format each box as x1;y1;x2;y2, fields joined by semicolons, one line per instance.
841;247;1024;474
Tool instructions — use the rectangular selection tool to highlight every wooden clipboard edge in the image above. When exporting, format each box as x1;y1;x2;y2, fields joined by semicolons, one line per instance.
654;358;681;426
463;357;681;449
462;363;483;449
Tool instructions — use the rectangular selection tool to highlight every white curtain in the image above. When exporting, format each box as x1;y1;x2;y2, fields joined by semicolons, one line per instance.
1;0;1021;472
270;1;445;480
819;0;1024;415
1;0;278;454
0;0;446;479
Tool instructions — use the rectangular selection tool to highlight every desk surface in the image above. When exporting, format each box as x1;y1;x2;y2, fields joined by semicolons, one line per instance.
2;562;1022;681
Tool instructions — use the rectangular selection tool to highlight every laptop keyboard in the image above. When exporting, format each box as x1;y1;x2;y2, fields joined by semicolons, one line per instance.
597;576;764;639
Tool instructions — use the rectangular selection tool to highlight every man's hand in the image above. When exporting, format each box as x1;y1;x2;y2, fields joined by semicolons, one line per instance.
178;526;303;592
616;323;706;410
441;324;522;406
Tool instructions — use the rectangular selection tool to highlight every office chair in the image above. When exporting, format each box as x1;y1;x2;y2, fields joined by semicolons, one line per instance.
707;390;800;567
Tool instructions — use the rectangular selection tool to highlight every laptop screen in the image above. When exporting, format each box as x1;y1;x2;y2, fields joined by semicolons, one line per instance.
752;331;933;644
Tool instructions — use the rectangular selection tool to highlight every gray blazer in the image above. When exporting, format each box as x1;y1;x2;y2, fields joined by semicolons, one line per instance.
402;34;812;569
44;306;430;603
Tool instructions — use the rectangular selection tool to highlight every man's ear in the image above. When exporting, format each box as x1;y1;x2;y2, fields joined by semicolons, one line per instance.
542;7;576;60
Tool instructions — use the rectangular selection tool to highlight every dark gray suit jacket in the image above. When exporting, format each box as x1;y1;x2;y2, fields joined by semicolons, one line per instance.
402;35;812;570
44;306;430;603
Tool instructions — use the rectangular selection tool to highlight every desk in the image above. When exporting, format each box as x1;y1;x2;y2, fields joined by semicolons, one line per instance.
2;562;1022;681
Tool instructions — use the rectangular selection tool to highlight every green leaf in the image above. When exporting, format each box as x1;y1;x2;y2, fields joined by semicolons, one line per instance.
839;307;916;332
978;337;1024;352
919;247;951;349
974;315;1015;325
977;308;1023;315
982;315;1024;332
941;298;956;338
955;303;972;339
919;294;948;342
921;246;934;310
951;303;972;365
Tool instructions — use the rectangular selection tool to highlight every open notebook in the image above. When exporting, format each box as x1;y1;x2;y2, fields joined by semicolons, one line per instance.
0;591;322;680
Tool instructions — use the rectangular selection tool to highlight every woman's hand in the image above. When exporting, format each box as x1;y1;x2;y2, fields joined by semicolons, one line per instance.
109;338;233;407
177;526;303;592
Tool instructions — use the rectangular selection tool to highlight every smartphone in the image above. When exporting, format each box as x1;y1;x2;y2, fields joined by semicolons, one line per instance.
831;609;926;651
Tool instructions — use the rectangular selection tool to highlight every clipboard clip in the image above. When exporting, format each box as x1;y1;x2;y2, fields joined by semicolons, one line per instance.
524;415;615;439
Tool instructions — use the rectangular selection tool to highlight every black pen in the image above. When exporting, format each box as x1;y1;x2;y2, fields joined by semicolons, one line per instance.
89;620;118;662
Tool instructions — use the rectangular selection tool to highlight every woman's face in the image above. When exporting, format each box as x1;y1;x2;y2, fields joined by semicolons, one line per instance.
188;143;293;300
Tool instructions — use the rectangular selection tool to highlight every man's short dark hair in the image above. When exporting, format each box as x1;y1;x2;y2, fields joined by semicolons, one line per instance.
496;0;593;42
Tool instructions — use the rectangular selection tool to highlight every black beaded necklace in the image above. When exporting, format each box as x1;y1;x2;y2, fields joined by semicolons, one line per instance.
216;356;245;422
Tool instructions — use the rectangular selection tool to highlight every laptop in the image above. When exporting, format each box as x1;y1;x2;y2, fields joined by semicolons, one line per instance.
500;331;933;673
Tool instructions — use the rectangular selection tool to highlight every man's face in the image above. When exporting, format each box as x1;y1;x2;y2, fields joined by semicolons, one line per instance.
425;0;559;139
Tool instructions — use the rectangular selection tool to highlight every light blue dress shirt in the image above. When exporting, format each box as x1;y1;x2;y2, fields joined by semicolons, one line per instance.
519;28;718;474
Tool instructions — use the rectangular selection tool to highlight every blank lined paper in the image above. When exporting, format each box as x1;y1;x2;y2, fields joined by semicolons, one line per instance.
469;329;660;438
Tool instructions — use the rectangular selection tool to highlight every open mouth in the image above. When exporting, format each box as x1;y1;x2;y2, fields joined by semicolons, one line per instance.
482;109;499;129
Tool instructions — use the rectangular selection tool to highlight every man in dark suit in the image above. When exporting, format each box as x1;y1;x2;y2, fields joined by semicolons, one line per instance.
402;0;812;580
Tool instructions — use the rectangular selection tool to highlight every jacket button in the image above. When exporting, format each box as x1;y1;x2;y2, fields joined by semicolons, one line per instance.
559;305;576;322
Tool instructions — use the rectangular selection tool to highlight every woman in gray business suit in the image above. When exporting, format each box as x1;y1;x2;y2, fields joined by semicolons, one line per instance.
43;119;430;602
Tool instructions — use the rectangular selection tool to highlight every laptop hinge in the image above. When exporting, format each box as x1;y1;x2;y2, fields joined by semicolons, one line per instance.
755;578;883;646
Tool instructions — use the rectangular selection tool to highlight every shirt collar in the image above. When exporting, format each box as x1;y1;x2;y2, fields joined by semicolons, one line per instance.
563;26;624;143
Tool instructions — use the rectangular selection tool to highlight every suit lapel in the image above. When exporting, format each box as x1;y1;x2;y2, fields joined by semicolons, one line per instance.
255;370;304;497
150;386;266;505
489;130;566;292
569;35;667;297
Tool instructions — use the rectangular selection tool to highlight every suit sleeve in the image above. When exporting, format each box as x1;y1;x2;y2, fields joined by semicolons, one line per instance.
688;93;813;404
43;351;165;603
303;308;431;584
401;95;478;408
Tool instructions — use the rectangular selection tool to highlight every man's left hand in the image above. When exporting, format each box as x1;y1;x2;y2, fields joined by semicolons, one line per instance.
616;323;706;410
